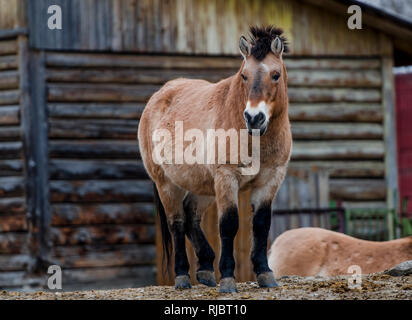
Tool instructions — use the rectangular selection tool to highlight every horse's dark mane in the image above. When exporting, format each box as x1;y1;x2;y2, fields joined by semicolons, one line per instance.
248;25;289;60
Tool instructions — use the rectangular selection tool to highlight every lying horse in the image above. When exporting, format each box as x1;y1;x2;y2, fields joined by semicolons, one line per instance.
138;26;291;292
268;227;412;277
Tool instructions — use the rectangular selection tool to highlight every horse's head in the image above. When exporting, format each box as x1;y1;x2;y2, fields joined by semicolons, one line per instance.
238;26;288;136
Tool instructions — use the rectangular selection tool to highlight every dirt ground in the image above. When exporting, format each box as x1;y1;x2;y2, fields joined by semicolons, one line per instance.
1;273;411;300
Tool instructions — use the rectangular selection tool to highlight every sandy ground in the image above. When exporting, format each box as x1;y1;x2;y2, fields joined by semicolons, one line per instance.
1;273;411;300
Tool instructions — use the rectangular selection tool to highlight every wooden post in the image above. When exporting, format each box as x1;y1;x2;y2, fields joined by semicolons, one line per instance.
381;34;398;240
20;46;51;273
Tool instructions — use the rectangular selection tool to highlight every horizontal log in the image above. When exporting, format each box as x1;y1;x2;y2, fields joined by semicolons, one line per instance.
287;69;381;87
51;224;155;246
292;141;384;160
48;103;144;119
0;214;27;232
0;55;17;70
289;103;383;122
50;180;153;203
0;233;27;254
288;88;381;103
45;53;380;71
0;28;27;41
51;244;156;268
0;254;31;271
291;122;383;140
46;52;241;69
0;105;19;124
0;177;24;198
0;126;21;140
341;201;387;209
285;58;381;70
0;70;18;89
0;197;25;214
49;159;148;180
0;90;19;105
60;265;155;285
0;142;22;159
0;40;17;55
0;271;42;288
48;83;160;102
46;68;234;85
48;119;139;139
49;140;139;159
51;203;155;226
0;159;22;176
289;161;385;178
330;179;386;201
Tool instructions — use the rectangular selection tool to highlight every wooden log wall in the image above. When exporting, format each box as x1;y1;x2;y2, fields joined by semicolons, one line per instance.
0;35;31;288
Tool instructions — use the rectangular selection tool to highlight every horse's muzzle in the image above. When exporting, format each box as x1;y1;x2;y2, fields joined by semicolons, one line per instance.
244;111;267;136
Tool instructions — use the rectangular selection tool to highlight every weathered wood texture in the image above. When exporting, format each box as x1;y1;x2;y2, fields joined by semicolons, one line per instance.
27;0;385;56
0;35;28;288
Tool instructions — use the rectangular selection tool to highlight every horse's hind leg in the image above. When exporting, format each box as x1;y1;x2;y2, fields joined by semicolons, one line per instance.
183;193;216;287
157;182;191;289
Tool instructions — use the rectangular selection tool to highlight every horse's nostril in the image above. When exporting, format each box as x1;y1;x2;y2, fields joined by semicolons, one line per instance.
244;111;252;122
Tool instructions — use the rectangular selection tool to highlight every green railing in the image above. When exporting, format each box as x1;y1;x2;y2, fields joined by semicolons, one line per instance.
344;208;399;241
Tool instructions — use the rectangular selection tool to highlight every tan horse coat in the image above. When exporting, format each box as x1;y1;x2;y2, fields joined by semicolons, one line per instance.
268;227;412;277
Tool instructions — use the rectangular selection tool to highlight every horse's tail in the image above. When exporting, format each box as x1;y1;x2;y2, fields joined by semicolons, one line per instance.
153;183;172;274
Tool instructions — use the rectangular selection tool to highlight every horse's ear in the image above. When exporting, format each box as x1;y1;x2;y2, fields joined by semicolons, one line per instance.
271;36;284;57
239;36;251;59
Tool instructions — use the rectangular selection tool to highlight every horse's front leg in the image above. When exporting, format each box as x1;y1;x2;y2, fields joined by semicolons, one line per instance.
250;166;286;288
215;169;239;293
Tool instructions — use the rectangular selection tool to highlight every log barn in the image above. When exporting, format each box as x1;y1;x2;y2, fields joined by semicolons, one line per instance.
0;0;411;289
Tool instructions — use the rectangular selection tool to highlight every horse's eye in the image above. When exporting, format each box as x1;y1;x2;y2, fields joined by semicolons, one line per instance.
241;74;248;82
272;73;280;82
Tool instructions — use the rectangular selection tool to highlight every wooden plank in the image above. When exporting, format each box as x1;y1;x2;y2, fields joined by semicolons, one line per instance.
0;254;31;271
49;159;148;180
0;70;19;89
0;40;17;55
0;126;20;140
50;180;153;203
330;179;386;201
287;69;381;87
289;161;385;178
48;119;139;139
0;105;19;124
288;88;381;103
285;58;381;70
0;176;24;198
0;159;22;176
51;224;155;246
60;265;155;285
51;203;155;226
46;68;234;84
49;140;138;159
0;90;19;105
47;103;144;119
0;197;25;214
341;201;387;209
291;122;383;140
46;52;241;69
0;271;42;288
0;55;18;70
47;83;160;102
0;214;27;232
0;233;27;254
291;141;384;160
0;141;22;159
51;244;156;268
289;103;383;123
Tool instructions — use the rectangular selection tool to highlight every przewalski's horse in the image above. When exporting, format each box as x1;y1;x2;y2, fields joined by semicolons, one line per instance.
138;26;292;293
268;227;412;277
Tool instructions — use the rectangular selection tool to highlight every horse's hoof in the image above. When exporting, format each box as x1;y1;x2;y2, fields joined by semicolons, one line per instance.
196;270;216;287
219;277;237;293
175;275;192;289
257;272;278;288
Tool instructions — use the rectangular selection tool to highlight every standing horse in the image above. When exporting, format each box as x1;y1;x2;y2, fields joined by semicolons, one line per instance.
138;26;292;293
